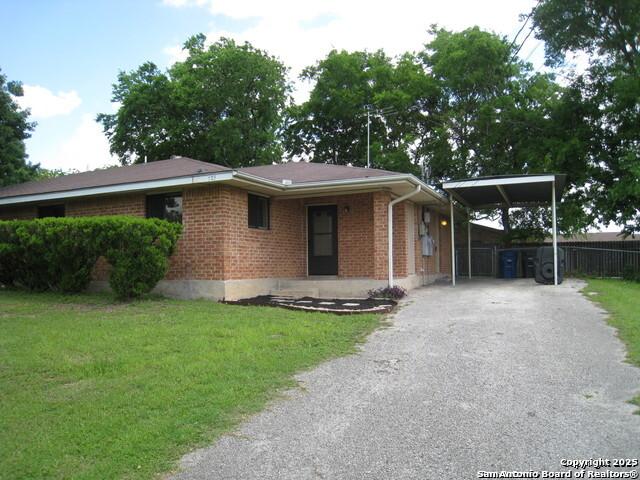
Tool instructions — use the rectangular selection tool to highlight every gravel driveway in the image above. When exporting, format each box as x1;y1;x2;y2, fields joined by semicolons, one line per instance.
171;279;640;479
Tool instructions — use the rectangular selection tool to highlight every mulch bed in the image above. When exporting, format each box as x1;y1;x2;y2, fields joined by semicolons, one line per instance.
223;295;397;314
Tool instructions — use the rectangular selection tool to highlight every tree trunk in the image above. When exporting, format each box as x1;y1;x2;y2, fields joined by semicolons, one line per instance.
501;208;511;246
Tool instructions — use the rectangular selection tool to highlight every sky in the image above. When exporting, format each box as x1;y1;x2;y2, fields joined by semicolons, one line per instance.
0;0;544;173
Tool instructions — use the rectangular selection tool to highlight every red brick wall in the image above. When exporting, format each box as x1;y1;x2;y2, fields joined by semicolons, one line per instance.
365;191;411;281
67;194;145;217
211;189;394;281
165;185;226;280
336;193;375;278
222;187;306;280
371;191;390;280
392;201;407;279
0;185;419;282
60;187;244;281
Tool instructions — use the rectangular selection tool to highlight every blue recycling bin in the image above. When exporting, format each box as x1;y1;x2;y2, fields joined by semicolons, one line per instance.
500;250;518;279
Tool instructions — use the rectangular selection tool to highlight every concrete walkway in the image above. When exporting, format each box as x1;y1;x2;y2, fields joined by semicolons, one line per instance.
171;279;640;479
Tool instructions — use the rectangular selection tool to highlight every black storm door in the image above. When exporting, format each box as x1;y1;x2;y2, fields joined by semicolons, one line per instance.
307;205;338;275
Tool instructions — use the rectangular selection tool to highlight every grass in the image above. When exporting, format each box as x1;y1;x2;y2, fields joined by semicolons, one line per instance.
0;290;380;480
582;278;640;410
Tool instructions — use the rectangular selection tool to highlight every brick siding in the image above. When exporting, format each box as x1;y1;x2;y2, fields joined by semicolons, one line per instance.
223;187;306;280
0;185;441;282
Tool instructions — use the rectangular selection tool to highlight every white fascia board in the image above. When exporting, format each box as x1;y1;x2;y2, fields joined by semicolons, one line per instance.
285;174;411;190
443;175;555;189
0;169;448;207
231;172;287;191
286;175;447;204
0;171;235;206
233;171;447;204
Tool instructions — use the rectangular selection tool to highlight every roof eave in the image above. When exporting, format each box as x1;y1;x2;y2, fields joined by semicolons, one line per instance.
0;170;448;207
0;171;236;206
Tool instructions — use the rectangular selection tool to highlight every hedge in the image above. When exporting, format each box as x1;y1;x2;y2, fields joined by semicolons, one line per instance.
0;216;182;299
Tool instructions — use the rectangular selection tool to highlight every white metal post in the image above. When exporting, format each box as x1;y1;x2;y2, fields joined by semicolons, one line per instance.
366;110;371;168
467;210;471;279
552;179;558;286
450;200;456;286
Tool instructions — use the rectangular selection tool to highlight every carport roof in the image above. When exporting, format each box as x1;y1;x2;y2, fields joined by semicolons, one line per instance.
442;174;566;208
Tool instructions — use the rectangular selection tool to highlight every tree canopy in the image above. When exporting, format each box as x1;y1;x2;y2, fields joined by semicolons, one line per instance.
98;35;290;167
84;12;636;236
532;0;640;235
418;27;593;239
0;69;38;187
284;27;593;239
283;49;425;174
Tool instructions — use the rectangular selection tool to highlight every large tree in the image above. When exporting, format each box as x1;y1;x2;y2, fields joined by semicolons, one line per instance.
98;35;290;167
419;27;592;240
532;0;640;235
283;49;431;174
0;69;38;187
284;29;592;239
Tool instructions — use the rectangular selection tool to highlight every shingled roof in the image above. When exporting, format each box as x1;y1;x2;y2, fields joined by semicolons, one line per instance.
0;158;405;201
0;157;227;199
236;162;401;184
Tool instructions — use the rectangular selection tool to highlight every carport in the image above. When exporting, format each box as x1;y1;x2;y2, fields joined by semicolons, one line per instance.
443;174;566;286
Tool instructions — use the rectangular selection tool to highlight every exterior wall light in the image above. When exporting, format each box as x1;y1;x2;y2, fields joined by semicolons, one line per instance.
440;219;448;226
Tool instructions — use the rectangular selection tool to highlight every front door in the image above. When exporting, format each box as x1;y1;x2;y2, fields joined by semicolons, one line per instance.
308;205;338;275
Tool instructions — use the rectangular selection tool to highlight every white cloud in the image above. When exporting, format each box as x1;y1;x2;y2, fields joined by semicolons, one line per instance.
38;114;119;172
15;85;82;119
162;44;190;65
163;0;540;102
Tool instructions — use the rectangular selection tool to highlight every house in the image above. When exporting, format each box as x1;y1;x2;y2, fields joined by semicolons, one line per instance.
0;157;459;300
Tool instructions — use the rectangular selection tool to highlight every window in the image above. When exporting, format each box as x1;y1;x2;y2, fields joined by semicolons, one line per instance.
248;193;269;229
38;204;65;218
146;193;183;223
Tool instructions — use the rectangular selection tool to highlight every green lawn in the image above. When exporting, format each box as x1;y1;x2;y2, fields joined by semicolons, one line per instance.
583;278;640;410
0;291;380;480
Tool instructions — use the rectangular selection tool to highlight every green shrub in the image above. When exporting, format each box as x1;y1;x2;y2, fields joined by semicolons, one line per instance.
0;216;182;298
37;218;100;292
96;217;182;299
0;218;102;292
0;222;20;286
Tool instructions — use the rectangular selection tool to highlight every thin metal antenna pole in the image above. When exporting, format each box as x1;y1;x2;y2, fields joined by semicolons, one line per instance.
366;109;371;168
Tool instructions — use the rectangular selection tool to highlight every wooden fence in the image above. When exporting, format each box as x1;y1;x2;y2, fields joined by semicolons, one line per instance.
562;246;640;277
455;240;640;278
